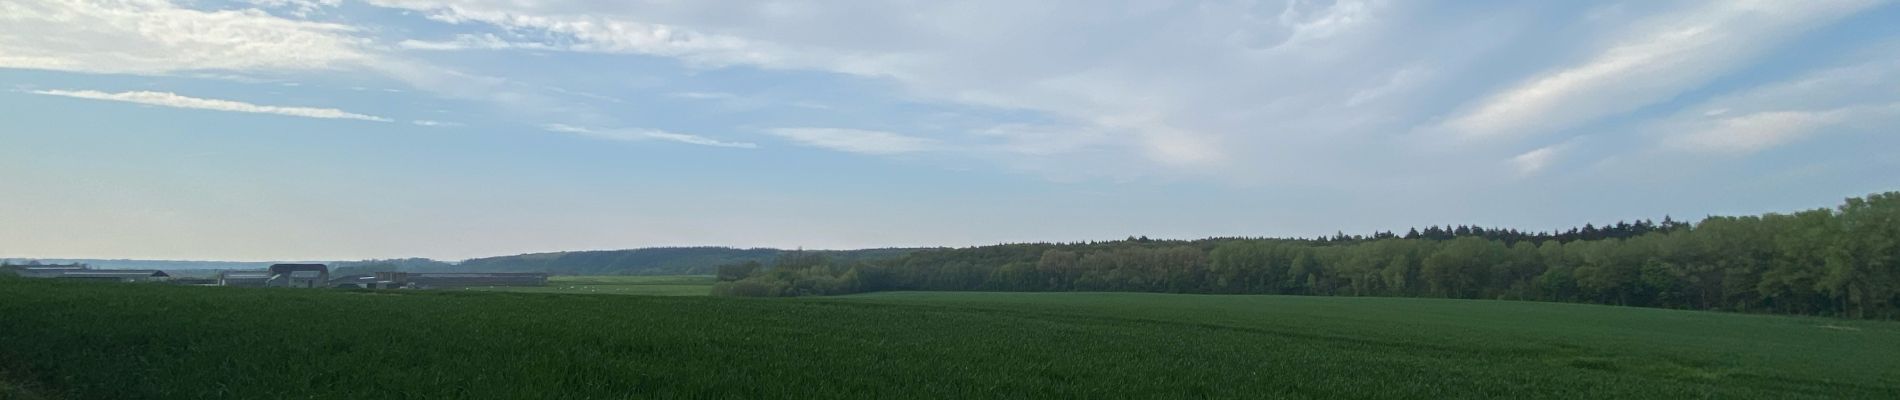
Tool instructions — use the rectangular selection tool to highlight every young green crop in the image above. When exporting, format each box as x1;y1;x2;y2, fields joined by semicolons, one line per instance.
471;275;716;296
1;279;1895;399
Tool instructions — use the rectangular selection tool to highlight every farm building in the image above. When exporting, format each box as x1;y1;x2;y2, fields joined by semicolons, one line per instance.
16;265;90;278
375;271;549;288
53;270;170;282
266;264;331;288
170;278;219;286
218;270;272;287
328;275;407;289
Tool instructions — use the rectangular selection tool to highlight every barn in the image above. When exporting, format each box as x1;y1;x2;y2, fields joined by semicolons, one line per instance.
17;265;90;278
218;270;272;287
266;264;330;288
53;270;170;282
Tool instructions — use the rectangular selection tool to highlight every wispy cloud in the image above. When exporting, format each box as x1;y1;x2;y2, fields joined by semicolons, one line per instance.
767;128;938;155
1438;1;1877;139
411;119;460;127
1667;105;1900;154
398;33;557;51
30;89;391;122
1267;0;1383;52
1509;145;1563;177
0;0;369;75
376;5;777;67
670;91;737;100
544;124;756;148
1655;55;1900;155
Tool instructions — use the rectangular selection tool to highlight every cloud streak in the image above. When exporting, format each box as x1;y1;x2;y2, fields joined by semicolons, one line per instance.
411;119;461;127
1509;145;1563;177
543;124;756;148
1650;54;1900;155
767;128;938;155
1439;1;1877;140
31;89;391;122
1667;105;1900;154
0;0;369;74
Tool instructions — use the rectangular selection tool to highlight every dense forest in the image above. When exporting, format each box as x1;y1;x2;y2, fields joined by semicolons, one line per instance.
715;192;1900;319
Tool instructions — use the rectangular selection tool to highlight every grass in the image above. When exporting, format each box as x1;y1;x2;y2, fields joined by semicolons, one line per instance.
0;379;47;400
468;275;715;296
0;278;1896;399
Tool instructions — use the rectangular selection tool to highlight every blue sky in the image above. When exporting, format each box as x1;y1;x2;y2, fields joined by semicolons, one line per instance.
3;0;1898;261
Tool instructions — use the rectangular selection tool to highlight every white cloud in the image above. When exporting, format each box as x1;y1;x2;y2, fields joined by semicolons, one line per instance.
670;91;738;100
1655;56;1900;154
411;120;461;127
30;89;391;122
0;0;370;75
242;0;342;17
1668;105;1900;154
0;1;586;128
544;124;756;148
399;33;558;51
17;0;1893;186
370;0;793;67
1439;1;1876;139
1509;145;1562;177
1270;0;1382;51
357;0;1406;173
767;128;937;155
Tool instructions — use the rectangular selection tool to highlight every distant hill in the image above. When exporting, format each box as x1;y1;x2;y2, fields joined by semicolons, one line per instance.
0;259;339;270
8;247;926;277
446;247;923;275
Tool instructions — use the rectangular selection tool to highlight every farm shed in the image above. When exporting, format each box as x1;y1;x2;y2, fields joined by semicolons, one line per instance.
329;275;406;289
171;278;219;286
53;270;170;282
266;264;331;288
17;265;90;278
218;270;272;287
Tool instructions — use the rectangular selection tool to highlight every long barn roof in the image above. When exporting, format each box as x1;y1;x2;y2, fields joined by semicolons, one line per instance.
57;270;168;278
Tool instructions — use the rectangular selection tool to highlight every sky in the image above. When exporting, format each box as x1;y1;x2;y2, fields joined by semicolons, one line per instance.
2;0;1898;261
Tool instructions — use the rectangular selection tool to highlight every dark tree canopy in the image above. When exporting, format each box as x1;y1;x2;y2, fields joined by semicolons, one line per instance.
716;192;1900;319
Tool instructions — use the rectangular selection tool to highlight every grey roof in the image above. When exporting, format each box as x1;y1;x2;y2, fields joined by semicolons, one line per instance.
56;270;168;278
268;264;329;274
220;270;272;279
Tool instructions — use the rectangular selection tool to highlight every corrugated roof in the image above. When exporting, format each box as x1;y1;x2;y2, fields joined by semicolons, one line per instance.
57;270;168;278
220;271;272;278
268;264;328;274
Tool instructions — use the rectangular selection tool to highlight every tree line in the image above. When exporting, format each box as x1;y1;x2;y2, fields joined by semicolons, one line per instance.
714;192;1900;319
452;247;920;275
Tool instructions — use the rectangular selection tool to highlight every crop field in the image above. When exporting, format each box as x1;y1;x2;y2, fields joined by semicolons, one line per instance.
471;275;714;296
1;278;1896;399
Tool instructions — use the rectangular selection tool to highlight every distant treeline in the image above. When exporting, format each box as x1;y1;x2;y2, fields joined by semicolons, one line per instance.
0;261;87;277
0;259;290;270
715;192;1900;319
332;247;922;276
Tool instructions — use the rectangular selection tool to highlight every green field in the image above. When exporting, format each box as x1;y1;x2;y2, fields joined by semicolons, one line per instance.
1;278;1896;399
471;275;715;296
